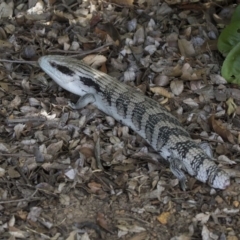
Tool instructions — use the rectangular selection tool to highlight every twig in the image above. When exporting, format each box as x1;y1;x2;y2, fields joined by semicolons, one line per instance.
0;153;34;157
115;215;151;225
6;117;46;125
0;196;44;204
0;43;113;66
0;59;37;65
47;43;113;58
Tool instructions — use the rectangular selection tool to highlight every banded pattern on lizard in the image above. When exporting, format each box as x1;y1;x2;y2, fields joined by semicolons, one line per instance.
38;55;230;190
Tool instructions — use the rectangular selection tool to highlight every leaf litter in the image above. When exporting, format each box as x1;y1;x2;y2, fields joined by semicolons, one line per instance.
0;0;239;239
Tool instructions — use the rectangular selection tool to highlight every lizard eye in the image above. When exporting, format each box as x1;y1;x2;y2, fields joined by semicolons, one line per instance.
49;62;75;76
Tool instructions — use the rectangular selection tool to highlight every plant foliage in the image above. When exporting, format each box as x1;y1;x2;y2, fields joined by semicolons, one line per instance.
218;5;240;84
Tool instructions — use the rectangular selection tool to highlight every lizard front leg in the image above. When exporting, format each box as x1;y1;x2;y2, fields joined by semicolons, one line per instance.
68;93;96;110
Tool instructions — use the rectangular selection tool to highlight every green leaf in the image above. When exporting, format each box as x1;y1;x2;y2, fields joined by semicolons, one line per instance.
231;5;240;23
221;42;240;84
217;21;240;56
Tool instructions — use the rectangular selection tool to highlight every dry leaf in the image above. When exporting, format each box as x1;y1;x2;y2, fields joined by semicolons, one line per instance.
27;207;42;222
9;226;29;238
88;182;102;193
226;98;237;116
170;80;184;96
194;213;210;224
94;27;108;41
114;164;136;171
46;140;63;155
195;85;214;101
111;58;128;71
0;143;9;152
166;64;182;77
65;230;78;240
70;41;80;51
124;68;135;81
200;39;218;52
182;98;199;107
154;75;170;86
127;232;148;240
157;2;173;15
144;45;157;55
233;201;240;208
127;18;137;32
17;210;28;221
65;169;76;180
8;215;15;227
150;87;173;98
133;27;144;45
105;116;115;126
147;19;156;31
83;54;107;69
59;194;70;206
98;22;121;45
201;225;219;240
80;146;94;158
181;63;199;81
208;115;235;144
218;155;236;165
29;98;40;107
27;0;44;14
58;35;70;45
96;212;113;233
36;182;54;192
0;81;8;91
14;124;25;139
117;222;145;233
166;32;178;47
156;212;171;224
140;55;151;68
10;95;21;108
4;24;15;34
210;74;227;84
178;39;195;57
0;2;13;18
0;167;5;177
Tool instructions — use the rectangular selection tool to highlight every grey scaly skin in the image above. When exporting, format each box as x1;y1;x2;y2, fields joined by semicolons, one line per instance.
38;55;230;190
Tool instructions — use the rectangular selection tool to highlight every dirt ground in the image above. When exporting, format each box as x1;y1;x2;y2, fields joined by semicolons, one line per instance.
0;0;240;239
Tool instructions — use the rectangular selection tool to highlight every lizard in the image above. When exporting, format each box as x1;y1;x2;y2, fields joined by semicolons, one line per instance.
38;55;230;190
